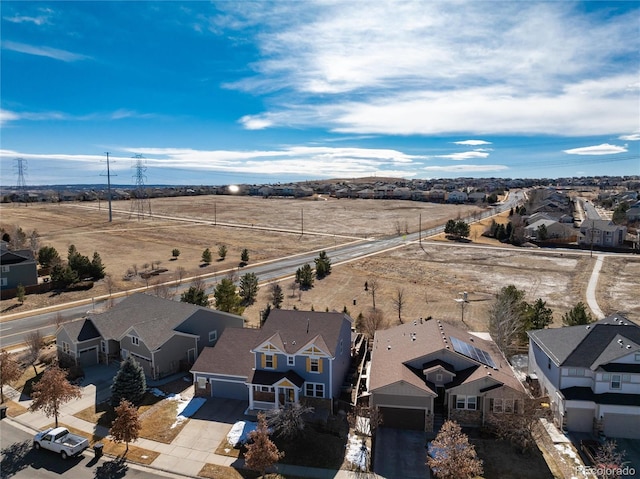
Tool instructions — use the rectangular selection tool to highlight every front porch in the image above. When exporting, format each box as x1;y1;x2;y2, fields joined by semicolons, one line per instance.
248;370;306;412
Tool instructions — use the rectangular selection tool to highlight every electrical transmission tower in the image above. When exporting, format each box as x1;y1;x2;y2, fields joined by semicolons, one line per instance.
13;158;28;204
129;154;152;220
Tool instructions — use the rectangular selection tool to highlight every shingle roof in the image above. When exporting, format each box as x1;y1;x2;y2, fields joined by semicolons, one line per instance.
529;314;640;369
256;309;352;356
191;328;260;377
561;386;640;406
0;249;35;265
251;370;305;388
83;293;230;351
369;318;524;394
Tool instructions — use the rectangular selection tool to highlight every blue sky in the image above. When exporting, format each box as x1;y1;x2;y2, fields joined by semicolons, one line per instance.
1;1;639;186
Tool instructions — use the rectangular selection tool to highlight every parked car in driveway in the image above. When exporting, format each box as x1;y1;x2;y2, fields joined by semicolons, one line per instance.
33;427;89;459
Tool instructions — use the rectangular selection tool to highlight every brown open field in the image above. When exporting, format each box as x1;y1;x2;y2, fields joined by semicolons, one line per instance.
1;195;638;330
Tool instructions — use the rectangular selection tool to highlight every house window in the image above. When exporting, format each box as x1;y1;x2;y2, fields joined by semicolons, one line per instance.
287;356;294;366
265;354;274;369
131;336;140;346
208;330;218;342
309;358;320;373
611;374;621;389
467;396;477;410
1;265;9;273
436;373;443;382
455;396;466;409
635;353;640;362
622;374;630;383
493;398;503;413
62;341;70;354
455;396;478;410
0;278;7;287
305;383;324;398
602;373;611;381
100;341;106;353
548;358;551;370
260;386;273;393
197;377;207;389
504;399;514;413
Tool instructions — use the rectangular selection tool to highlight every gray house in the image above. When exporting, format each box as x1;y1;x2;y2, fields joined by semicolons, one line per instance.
528;314;640;439
191;309;353;412
0;242;38;291
56;293;244;379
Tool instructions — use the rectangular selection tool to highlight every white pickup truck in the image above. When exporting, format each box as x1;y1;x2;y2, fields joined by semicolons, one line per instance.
33;427;89;459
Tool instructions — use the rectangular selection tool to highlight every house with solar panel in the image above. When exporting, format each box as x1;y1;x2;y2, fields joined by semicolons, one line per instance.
367;318;527;432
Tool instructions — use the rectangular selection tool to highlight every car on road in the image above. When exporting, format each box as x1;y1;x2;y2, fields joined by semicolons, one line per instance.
33;427;89;459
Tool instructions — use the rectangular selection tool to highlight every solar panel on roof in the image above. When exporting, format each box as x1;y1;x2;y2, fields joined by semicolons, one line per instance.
450;337;496;368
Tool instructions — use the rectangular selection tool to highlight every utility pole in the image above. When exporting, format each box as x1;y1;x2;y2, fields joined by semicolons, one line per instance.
455;292;469;324
301;208;304;236
103;152;113;222
13;157;27;205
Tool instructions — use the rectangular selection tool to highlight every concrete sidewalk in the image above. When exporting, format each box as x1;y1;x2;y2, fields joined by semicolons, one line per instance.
2;367;368;479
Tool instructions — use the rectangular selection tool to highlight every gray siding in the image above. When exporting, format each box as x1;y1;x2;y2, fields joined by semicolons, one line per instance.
177;309;244;354
0;262;38;290
153;335;198;378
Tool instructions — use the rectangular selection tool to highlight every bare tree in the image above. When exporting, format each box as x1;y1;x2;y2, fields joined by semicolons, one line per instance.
595;441;627;479
104;273;115;296
426;420;483;479
29;365;81;427
29;230;40;256
361;308;384;339
0;350;22;403
367;278;379;311
348;404;383;438
131;264;138;276
110;399;141;455
486;396;549;453
24;330;44;376
392;288;406;324
152;281;175;300
267;403;315;440
53;312;67;329
289;281;299;298
175;266;186;284
488;291;525;357
244;412;284;478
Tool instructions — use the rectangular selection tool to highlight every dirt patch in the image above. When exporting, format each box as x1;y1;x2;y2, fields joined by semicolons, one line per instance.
2;197;638;330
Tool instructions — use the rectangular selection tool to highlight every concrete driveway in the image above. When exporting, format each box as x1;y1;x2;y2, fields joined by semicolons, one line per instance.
615;438;640;479
374;428;430;479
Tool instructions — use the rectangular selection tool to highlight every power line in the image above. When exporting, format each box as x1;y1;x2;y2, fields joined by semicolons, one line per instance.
13;157;28;205
129;154;152;220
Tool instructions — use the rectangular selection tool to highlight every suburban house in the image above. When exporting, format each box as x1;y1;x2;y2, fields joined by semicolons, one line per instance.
0;241;38;291
56;293;244;379
191;309;353;412
367;319;526;432
447;191;468;203
626;201;640;222
524;219;577;242
578;220;627;248
528;314;640;439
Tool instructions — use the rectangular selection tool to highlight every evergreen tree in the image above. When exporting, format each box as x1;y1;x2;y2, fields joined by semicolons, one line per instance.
444;219;457;236
111;357;147;407
37;246;60;269
16;284;26;304
217;244;228;260
90;251;106;280
562;302;593;326
295;264;314;289
269;283;284;309
314;251;332;279
454;221;470;239
180;286;209;306
240;248;250;265
239;272;259;305
213;278;244;315
201;248;212;265
171;248;180;260
524;298;553;330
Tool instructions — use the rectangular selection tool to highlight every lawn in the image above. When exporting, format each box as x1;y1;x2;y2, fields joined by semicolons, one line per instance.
198;464;303;479
472;438;553;479
74;390;190;444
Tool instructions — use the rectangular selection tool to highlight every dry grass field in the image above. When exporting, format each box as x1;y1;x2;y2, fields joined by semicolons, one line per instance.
1;195;638;331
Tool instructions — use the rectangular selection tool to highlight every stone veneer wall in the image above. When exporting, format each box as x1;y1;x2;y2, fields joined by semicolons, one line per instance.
425;413;434;432
449;409;482;426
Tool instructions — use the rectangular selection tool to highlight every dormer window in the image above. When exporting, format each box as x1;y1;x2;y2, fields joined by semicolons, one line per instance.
131;336;140;346
265;354;274;369
287;356;294;366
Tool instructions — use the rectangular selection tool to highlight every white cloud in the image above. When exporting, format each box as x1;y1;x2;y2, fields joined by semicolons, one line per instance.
423;164;509;173
619;133;640;141
3;14;50;25
2;41;89;62
563;144;628;155
436;151;490;161
454;140;492;146
0;109;20;125
221;2;638;137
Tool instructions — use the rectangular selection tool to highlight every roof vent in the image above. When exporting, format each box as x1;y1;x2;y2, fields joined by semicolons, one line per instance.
387;345;391;350
618;339;623;344
586;326;590;329
627;345;631;349
414;320;417;326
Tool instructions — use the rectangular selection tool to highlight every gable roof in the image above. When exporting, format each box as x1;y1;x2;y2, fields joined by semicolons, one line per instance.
73;293;238;351
254;309;352;357
191;328;260;378
369;318;524;394
528;314;640;369
0;249;35;265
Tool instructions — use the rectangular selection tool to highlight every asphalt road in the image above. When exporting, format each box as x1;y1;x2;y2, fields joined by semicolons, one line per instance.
0;420;179;479
0;192;523;348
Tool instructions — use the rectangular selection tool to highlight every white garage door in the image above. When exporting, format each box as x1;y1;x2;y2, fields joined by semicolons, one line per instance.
211;380;247;400
603;413;640;439
566;407;594;433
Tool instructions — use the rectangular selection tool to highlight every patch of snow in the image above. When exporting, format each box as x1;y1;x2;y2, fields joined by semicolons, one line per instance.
227;421;258;447
346;434;369;471
162;394;206;429
148;388;165;397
